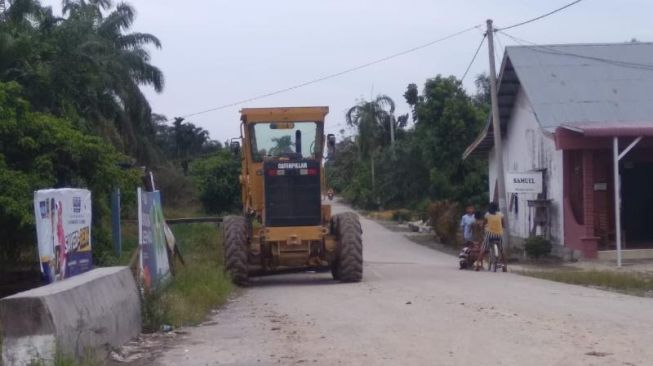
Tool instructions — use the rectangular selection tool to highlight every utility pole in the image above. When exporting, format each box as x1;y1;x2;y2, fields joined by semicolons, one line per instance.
390;114;395;147
486;19;510;247
389;113;396;159
371;154;376;198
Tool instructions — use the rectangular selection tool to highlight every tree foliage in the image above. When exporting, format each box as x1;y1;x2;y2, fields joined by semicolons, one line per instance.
190;151;241;215
154;117;221;175
0;1;224;268
0;0;164;163
0;81;140;262
409;75;488;204
345;95;407;160
328;75;489;210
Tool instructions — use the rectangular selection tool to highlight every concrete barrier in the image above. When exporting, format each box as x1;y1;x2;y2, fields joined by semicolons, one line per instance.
1;266;141;365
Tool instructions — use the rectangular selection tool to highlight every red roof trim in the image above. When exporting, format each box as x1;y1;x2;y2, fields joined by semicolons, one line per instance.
560;122;653;137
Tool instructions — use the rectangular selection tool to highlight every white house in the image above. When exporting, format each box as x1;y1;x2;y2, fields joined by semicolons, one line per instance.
464;42;653;259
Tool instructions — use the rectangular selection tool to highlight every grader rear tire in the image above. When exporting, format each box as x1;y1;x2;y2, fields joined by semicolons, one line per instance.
332;212;363;282
223;216;249;286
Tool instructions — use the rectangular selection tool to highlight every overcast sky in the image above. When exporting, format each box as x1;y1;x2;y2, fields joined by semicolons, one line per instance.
42;0;653;142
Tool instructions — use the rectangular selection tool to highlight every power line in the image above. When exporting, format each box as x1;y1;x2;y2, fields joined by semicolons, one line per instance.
496;0;585;31
177;0;587;121
461;34;486;83
180;24;482;119
499;31;653;72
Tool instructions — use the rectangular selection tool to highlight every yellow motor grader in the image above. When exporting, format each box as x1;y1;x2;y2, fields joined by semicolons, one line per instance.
223;106;363;285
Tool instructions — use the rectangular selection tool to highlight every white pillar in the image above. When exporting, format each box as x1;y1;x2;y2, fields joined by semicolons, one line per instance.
613;137;622;268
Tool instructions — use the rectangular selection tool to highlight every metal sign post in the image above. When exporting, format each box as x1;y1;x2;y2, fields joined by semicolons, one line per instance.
613;137;622;267
613;136;643;267
111;187;122;257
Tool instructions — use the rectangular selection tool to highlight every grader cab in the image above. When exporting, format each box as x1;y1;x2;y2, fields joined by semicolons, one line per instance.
223;106;363;285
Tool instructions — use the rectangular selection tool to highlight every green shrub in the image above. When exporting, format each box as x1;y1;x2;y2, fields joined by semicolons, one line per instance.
427;200;460;245
190;151;241;214
0;82;140;264
524;236;553;259
415;198;432;221
153;164;198;209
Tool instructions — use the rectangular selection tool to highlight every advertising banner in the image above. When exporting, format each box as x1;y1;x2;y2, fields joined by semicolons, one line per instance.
34;189;93;283
138;188;171;291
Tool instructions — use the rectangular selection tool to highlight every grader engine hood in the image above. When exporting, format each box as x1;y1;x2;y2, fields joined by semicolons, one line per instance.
263;159;321;227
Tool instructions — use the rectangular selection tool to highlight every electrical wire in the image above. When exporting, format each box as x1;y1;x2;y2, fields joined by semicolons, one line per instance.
179;24;482;119
176;0;587;120
499;31;653;71
496;0;585;31
461;34;486;83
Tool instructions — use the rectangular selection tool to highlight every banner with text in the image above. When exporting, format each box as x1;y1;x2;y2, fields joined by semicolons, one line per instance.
34;188;93;283
138;188;171;291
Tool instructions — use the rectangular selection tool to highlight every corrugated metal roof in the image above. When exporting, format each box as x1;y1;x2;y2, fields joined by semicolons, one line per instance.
508;42;653;131
463;42;653;159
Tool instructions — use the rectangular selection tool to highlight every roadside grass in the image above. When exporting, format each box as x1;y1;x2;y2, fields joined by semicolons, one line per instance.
142;223;232;331
365;210;396;221
163;203;204;220
365;209;415;222
27;348;102;366
520;269;653;297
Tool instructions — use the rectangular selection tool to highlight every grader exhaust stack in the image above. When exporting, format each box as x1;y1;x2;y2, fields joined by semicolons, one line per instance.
223;107;363;285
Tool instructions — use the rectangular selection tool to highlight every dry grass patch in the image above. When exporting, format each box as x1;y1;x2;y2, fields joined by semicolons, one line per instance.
522;269;653;297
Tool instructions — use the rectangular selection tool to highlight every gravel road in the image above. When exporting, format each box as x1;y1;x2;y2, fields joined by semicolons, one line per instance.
155;202;653;366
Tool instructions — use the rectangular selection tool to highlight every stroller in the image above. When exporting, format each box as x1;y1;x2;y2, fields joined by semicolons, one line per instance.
459;241;481;270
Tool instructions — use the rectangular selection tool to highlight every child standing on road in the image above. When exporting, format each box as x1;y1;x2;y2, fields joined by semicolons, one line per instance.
460;205;476;245
458;205;478;269
459;211;485;270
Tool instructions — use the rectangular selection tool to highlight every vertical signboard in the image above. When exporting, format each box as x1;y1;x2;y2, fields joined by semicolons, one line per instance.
34;189;93;283
138;188;171;291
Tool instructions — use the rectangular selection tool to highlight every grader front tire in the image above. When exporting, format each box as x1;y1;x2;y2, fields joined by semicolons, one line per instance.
333;212;363;283
223;216;249;286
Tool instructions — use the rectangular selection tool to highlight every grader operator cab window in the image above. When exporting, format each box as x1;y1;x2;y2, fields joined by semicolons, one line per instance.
250;121;320;161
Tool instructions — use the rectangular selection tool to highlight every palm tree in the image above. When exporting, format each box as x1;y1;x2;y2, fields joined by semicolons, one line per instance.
345;94;398;159
1;0;165;163
60;0;164;162
0;0;60;81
